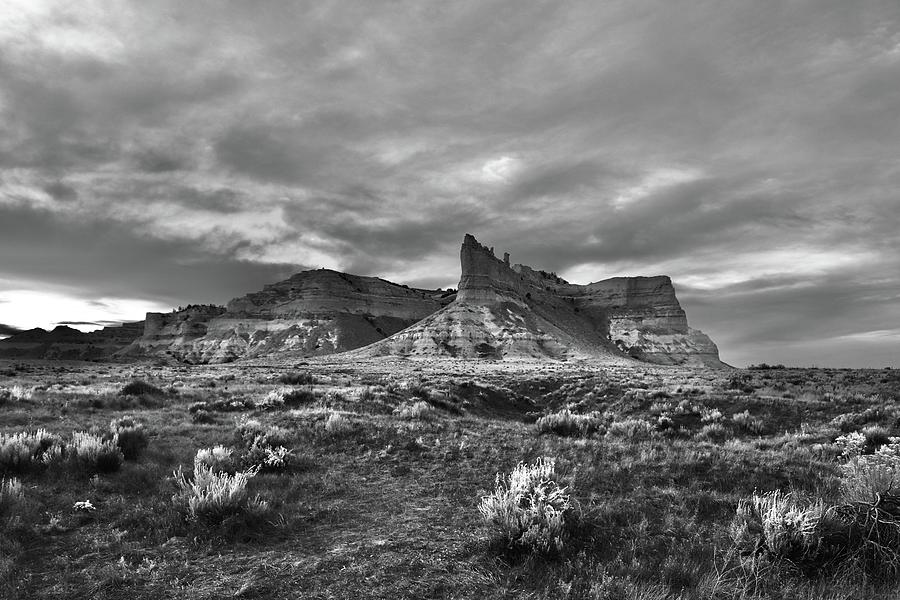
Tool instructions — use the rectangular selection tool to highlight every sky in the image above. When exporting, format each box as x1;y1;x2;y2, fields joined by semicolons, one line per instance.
0;0;898;368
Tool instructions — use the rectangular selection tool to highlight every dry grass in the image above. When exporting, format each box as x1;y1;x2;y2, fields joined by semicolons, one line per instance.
1;360;899;598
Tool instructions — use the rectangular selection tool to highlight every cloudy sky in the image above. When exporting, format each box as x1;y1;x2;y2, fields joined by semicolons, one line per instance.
1;1;898;367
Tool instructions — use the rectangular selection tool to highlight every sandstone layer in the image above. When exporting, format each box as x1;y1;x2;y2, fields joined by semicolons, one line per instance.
356;235;723;366
121;270;455;363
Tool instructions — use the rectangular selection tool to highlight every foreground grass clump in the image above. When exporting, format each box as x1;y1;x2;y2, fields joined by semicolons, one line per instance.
0;429;58;474
733;434;900;579
69;431;124;473
234;419;294;471
173;452;271;535
110;416;150;460
536;409;603;437
480;457;574;554
0;477;25;529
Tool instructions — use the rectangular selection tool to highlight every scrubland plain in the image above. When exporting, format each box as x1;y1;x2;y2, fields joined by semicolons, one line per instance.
2;358;900;599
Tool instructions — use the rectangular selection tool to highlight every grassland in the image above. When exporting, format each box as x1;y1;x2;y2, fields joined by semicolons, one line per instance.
1;358;899;599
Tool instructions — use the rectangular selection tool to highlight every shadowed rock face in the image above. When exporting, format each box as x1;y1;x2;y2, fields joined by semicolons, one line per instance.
121;269;455;363
358;234;723;365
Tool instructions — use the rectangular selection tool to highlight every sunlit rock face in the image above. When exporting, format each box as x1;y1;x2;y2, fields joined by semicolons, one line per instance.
359;234;723;366
122;270;454;363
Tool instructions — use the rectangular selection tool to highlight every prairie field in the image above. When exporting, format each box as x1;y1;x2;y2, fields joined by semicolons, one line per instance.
2;358;900;599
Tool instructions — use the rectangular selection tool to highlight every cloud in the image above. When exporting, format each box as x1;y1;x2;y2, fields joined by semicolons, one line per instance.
0;323;23;336
0;0;898;365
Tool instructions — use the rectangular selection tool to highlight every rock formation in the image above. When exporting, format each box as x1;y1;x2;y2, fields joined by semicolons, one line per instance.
355;234;723;366
0;322;144;360
121;269;455;363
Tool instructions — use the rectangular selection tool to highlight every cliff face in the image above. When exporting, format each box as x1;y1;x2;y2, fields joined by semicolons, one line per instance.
122;269;455;363
0;322;144;360
358;234;723;365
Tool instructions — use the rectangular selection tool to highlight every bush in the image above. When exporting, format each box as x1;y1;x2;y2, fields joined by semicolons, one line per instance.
69;432;124;473
0;386;33;403
110;417;149;460
393;400;438;421
696;422;731;442
191;409;216;424
232;419;294;471
731;490;833;565
732;410;766;434
839;434;900;502
0;430;59;474
234;419;292;450
194;446;237;473
732;489;900;577
0;477;25;530
281;388;319;407
606;418;654;440
120;380;166;398
323;412;354;437
479;457;573;554
277;372;315;385
535;409;603;437
173;459;270;533
243;440;292;472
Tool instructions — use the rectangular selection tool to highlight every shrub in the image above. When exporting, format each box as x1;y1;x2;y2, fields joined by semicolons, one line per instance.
323;412;353;437
606;418;654;440
234;419;292;450
244;440;292;472
696;422;731;442
69;432;124;473
732;489;900;577
0;477;25;530
194;446;237;473
535;409;603;437
120;380;166;398
281;387;319;407
700;408;723;424
393;400;438;421
0;430;59;474
861;425;892;454
172;459;270;532
479;457;573;554
732;410;766;434
110;417;149;460
731;490;833;565
0;386;33;403
839;435;900;502
277;372;315;385
191;409;216;424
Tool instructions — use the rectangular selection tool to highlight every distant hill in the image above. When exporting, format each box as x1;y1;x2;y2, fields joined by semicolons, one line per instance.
0;322;144;360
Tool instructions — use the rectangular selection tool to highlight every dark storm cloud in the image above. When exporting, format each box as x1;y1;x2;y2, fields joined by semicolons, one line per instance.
43;181;78;202
0;324;24;336
0;204;300;307
1;0;898;364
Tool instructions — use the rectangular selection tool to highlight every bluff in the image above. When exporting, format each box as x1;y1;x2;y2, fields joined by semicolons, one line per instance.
355;234;723;365
0;322;144;360
121;269;455;363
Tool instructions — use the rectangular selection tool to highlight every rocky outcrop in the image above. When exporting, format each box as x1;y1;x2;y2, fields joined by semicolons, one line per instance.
118;305;226;359
122;269;455;363
0;322;144;360
357;234;723;366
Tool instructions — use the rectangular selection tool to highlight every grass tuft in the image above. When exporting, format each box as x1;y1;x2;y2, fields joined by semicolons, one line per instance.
479;457;573;554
